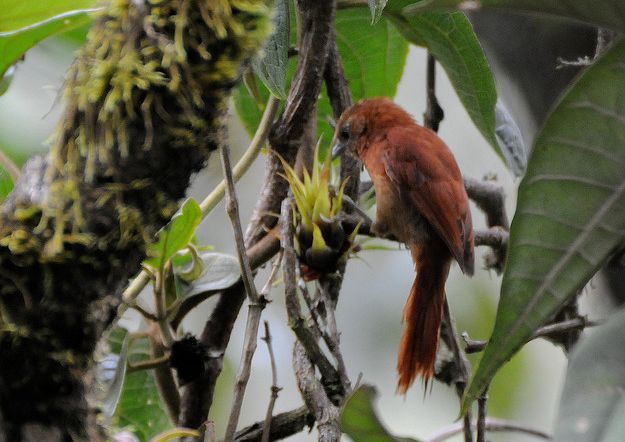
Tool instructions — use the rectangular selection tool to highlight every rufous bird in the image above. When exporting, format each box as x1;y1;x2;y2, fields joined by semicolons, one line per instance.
332;98;474;393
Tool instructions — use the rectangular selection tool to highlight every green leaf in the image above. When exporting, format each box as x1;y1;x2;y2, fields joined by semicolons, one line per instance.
0;169;14;201
102;328;130;418
554;308;625;442
0;0;97;32
340;385;421;442
174;251;241;298
0;9;96;80
384;3;502;163
463;38;625;413
0;65;15;96
368;0;389;23
111;332;172;439
402;0;625;32
235;8;408;149
252;0;289;99
169;252;241;328
146;198;203;269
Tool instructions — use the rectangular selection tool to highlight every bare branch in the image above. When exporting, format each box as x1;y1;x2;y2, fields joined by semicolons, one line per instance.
424;53;445;132
148;322;180;423
427;417;551;442
463;316;600;353
438;301;473;442
245;0;337;246
464;178;509;272
293;342;341;442
464;178;509;229
281;198;343;394
261;321;282;442
233;406;314;442
222;143;265;441
476;389;488;442
324;37;360;201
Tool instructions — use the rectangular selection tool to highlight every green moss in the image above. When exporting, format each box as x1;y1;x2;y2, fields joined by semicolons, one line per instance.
3;0;272;259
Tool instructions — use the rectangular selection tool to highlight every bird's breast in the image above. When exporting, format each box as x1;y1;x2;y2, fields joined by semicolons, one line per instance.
368;169;430;245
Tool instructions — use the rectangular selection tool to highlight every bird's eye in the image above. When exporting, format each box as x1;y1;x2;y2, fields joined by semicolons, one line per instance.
339;124;351;141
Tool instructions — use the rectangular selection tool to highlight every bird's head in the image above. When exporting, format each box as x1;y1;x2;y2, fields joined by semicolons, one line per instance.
332;97;416;159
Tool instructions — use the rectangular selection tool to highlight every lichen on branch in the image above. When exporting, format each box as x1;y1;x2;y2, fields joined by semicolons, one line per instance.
0;0;272;439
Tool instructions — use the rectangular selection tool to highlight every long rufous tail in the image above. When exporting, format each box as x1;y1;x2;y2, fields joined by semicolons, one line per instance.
397;241;452;394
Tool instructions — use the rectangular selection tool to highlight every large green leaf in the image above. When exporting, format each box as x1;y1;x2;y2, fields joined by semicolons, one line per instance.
554;307;625;442
384;2;503;163
402;0;625;32
102;328;130;418
110;329;172;440
463;38;625;412
0;0;96;32
340;385;420;442
235;8;408;145
252;0;289;99
0;9;95;80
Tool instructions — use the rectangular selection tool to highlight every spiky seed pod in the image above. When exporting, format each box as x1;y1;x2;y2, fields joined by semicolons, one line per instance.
279;150;359;280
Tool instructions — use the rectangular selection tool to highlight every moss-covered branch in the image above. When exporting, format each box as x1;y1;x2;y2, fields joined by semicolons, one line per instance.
0;0;271;439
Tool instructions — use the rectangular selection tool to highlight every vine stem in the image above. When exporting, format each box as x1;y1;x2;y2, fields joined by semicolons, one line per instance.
119;95;280;309
0;149;20;182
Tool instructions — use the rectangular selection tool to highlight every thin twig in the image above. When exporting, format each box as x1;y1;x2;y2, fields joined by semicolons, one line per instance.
148;321;180;423
127;353;170;372
155;264;176;348
201;96;280;217
129;301;158;322
232;406;314;442
440;301;473;442
0;149;20;182
222;142;265;442
426;417;551;442
221;140;260;306
463;316;600;353
423;53;444;132
476;387;488;442
261;321;282;442
293;342;341;442
119;96;280;313
318;285;350;394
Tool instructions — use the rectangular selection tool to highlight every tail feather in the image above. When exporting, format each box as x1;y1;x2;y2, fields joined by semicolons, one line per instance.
397;242;451;394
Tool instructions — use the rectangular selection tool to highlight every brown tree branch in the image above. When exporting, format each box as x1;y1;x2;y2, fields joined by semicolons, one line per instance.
281;199;343;395
245;0;337;246
293;342;341;442
463;316;599;353
426;417;551;442
233;406;314;442
222;143;265;441
261;321;282;442
423;53;445;132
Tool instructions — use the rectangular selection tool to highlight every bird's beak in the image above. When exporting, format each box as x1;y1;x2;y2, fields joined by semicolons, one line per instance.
331;140;347;159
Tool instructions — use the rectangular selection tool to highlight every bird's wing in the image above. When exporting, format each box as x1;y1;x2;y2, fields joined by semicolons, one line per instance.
382;127;474;275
